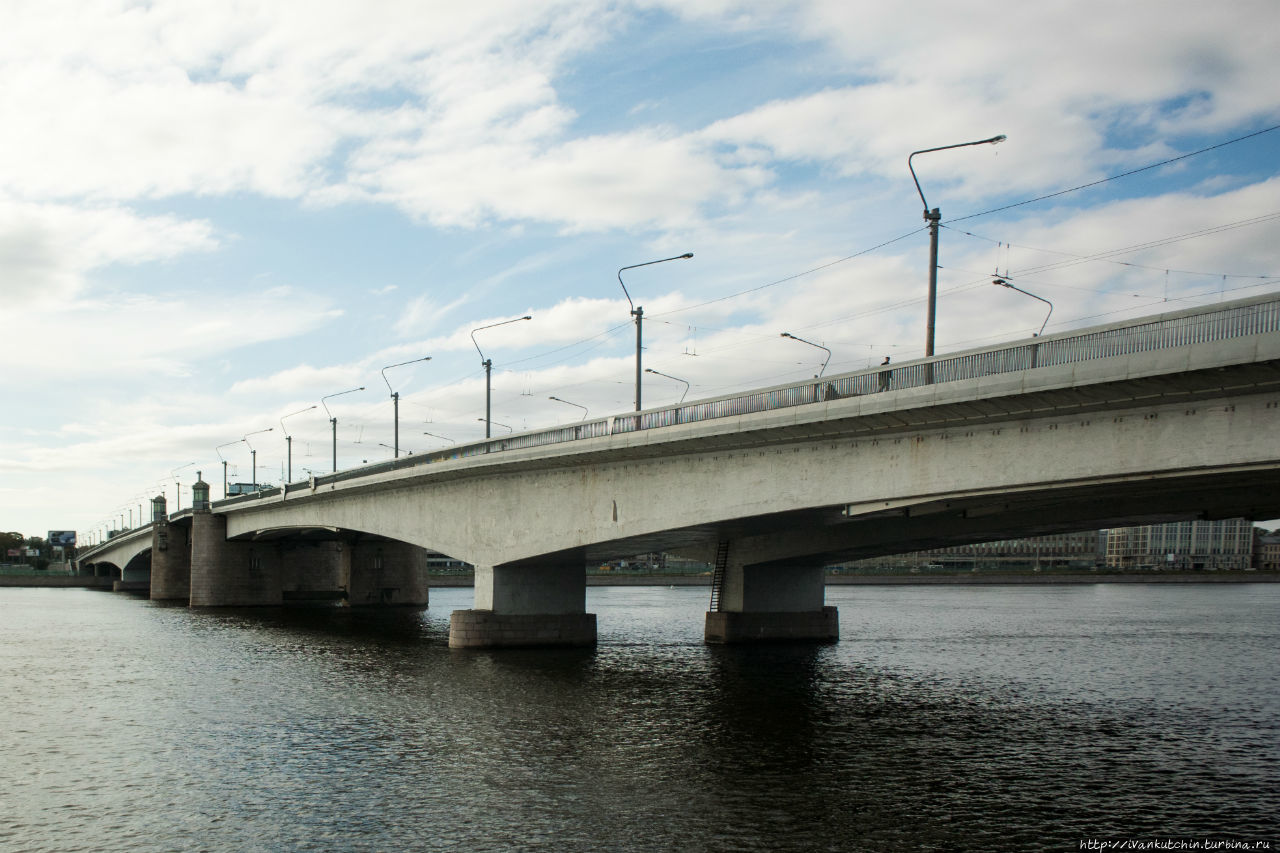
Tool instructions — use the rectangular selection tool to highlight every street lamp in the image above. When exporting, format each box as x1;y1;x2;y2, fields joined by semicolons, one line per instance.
478;417;512;434
321;387;365;474
548;395;588;421
243;427;273;492
780;332;832;377
908;134;1006;357
214;440;242;499
618;253;693;411
377;442;414;457
644;368;690;403
169;462;195;510
279;405;317;484
993;277;1054;337
471;315;532;438
422;431;455;445
381;355;431;458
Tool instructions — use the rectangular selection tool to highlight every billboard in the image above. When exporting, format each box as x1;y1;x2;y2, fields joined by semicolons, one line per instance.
48;530;77;547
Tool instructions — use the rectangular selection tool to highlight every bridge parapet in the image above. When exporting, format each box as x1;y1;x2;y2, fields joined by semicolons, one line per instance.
213;293;1280;511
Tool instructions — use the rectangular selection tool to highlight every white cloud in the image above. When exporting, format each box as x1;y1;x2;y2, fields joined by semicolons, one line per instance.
0;200;218;306
2;288;342;379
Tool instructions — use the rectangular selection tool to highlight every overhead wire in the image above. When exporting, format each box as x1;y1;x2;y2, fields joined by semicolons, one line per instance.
948;123;1280;224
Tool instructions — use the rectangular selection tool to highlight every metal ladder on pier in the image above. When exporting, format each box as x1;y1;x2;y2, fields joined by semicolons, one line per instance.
708;540;730;612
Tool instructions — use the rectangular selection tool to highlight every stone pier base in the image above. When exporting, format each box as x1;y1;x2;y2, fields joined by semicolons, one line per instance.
448;610;597;648
704;607;839;644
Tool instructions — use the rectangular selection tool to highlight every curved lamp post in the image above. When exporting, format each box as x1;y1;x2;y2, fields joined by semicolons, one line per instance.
780;332;832;377
478;417;512;434
993;277;1053;336
215;440;242;499
471;316;531;438
908;134;1006;357
381;356;431;458
321;386;365;474
422;431;455;445
618;253;693;411
242;427;273;492
279;405;317;484
548;395;588;421
644;367;690;403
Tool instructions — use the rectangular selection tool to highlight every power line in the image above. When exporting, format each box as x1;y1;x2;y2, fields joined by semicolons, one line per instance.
945;218;1280;282
649;227;926;320
944;212;1280;281
949;123;1280;224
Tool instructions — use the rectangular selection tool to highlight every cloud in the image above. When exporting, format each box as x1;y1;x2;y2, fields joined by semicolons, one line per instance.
0;200;218;306
2;287;342;380
227;364;364;397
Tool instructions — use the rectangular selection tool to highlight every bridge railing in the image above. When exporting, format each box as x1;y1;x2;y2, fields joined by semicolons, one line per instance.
211;293;1280;511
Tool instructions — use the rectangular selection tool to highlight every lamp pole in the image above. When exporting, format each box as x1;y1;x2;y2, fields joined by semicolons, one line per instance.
169;462;195;511
780;332;832;377
644;368;690;403
279;405;317;483
321;387;365;474
992;277;1054;336
471;315;532;438
423;431;455;445
908;134;1006;357
214;440;241;499
478;418;512;434
617;253;693;411
381;356;431;458
242;428;273;492
548;395;588;421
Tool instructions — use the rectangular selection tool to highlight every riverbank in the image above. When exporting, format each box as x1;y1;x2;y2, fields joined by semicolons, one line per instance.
4;571;1275;590
438;571;1280;587
0;575;114;588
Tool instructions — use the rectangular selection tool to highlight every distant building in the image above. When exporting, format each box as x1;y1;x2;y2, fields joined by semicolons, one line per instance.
1256;533;1280;571
842;530;1104;572
839;518;1265;573
1103;518;1254;570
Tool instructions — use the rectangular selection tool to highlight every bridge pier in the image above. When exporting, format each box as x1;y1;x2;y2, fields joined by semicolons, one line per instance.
345;540;430;606
705;561;838;644
189;512;283;606
449;563;596;648
150;520;190;601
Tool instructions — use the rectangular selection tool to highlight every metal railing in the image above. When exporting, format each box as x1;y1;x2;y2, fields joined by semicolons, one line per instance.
213;293;1280;510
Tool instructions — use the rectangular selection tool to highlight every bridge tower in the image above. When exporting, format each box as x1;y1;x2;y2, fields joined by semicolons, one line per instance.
190;473;283;606
149;492;191;601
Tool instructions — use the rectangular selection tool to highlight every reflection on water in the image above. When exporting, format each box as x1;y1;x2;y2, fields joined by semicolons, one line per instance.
0;584;1276;852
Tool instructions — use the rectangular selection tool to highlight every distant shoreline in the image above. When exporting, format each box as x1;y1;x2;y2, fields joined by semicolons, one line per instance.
3;571;1276;591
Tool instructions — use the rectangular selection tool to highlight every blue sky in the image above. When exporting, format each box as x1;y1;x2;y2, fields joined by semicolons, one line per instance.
2;0;1278;541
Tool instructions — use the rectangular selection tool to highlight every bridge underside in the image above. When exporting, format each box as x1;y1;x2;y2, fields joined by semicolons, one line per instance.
570;466;1280;569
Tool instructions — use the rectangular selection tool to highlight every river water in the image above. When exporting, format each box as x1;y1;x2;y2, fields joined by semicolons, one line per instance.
0;584;1276;852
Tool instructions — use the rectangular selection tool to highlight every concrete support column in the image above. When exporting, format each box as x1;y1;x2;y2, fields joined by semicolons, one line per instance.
347;540;430;606
706;556;838;644
189;513;282;607
150;521;190;601
449;562;595;648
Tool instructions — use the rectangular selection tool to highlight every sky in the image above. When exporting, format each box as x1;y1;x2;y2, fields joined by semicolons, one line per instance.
2;0;1278;542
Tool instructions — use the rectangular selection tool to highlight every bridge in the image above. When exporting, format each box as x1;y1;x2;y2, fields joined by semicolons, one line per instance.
78;293;1280;647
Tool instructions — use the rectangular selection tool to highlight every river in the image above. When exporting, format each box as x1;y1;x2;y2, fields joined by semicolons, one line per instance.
0;584;1276;852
